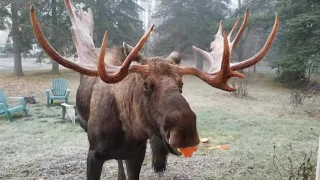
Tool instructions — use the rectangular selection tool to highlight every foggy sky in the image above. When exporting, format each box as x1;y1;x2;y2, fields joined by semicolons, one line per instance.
230;0;237;8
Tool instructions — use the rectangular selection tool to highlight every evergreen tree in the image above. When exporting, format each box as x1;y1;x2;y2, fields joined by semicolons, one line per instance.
38;0;74;74
0;0;40;76
273;0;320;85
0;0;74;76
151;0;230;56
76;0;144;47
225;0;278;72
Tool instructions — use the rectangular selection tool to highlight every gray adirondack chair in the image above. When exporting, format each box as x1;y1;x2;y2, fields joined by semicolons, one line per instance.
0;89;28;122
45;78;70;106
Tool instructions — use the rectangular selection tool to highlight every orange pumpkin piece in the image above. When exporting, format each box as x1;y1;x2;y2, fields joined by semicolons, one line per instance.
177;146;197;157
218;145;230;150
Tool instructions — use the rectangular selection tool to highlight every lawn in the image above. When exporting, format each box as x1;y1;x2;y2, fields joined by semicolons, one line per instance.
0;69;319;180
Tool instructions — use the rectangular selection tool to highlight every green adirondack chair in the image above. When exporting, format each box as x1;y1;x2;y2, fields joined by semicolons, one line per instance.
0;89;28;122
45;78;70;106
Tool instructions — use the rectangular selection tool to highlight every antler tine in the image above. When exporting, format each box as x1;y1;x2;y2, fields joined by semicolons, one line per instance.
97;25;154;83
227;18;240;43
230;8;249;50
64;0;76;25
64;0;97;68
97;31;110;80
121;25;154;71
191;21;225;71
230;15;280;71
29;6;98;76
179;32;244;92
192;45;213;68
65;0;94;36
214;32;244;91
216;20;223;36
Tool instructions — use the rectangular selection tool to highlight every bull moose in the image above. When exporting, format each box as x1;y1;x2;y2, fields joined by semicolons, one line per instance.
29;0;279;179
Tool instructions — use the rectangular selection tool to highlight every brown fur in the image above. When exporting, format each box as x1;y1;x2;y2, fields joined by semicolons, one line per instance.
76;46;199;180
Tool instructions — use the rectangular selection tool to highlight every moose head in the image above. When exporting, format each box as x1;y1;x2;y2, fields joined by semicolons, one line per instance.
30;0;279;179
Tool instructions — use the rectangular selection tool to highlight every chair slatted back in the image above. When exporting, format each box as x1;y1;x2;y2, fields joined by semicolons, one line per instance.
52;78;68;96
0;89;8;112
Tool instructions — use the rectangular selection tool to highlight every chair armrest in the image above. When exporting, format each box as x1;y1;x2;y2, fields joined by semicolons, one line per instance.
0;103;6;110
7;97;25;106
0;103;7;113
45;89;51;97
65;89;71;96
7;97;23;99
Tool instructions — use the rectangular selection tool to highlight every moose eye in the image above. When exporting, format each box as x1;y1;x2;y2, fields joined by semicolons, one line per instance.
143;82;149;90
143;82;152;96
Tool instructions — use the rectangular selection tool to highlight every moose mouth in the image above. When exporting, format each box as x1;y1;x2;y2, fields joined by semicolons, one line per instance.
176;146;198;157
165;130;199;157
169;146;197;158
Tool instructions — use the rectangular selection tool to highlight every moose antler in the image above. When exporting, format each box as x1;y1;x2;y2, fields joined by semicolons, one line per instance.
180;9;279;91
30;0;152;82
179;32;244;91
97;30;151;83
192;9;249;73
192;9;249;74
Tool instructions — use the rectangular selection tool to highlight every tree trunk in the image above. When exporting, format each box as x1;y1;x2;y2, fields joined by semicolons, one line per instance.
253;35;260;73
307;66;311;83
194;50;203;70
236;41;244;73
236;27;252;73
50;0;60;74
316;136;320;180
96;0;105;45
145;0;153;55
11;1;24;76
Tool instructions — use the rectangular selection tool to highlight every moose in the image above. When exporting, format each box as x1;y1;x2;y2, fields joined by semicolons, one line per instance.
29;0;279;179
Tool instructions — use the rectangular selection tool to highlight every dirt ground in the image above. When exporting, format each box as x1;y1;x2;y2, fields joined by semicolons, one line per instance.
0;69;319;180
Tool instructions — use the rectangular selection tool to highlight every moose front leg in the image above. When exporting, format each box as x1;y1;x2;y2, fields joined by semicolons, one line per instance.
125;144;147;180
117;160;126;180
87;149;106;180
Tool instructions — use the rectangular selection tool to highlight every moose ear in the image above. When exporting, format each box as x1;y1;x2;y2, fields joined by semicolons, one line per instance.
166;51;181;65
123;42;145;63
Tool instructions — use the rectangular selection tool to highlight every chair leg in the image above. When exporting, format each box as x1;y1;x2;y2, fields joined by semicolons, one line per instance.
47;97;50;106
51;100;53;104
6;112;12;122
23;109;28;116
62;106;66;120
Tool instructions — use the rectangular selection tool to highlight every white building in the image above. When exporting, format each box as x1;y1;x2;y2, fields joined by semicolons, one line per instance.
0;30;9;52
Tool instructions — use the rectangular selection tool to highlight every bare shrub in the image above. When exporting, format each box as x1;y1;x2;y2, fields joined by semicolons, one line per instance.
306;82;320;93
290;90;307;106
306;82;320;103
272;143;316;180
289;81;319;106
229;69;251;98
